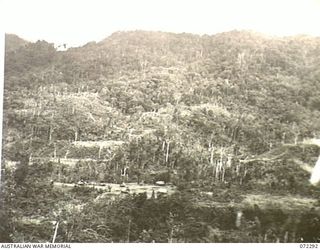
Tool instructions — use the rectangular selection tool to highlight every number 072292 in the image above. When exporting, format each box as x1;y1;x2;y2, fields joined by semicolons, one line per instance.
300;244;319;248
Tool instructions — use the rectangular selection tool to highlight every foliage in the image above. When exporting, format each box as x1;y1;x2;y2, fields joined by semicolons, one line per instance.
2;30;320;242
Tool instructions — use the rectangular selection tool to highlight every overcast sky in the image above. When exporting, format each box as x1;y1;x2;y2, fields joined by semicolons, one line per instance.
1;0;320;47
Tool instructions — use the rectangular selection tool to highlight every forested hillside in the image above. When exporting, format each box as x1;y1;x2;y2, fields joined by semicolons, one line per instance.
1;30;320;243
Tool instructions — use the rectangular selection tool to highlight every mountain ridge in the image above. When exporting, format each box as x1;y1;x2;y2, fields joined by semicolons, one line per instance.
2;29;320;243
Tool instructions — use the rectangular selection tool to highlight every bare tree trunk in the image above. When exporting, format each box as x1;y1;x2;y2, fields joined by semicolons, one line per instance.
52;221;59;243
210;147;214;165
243;167;247;179
29;154;33;164
65;150;69;159
127;219;131;243
264;233;268;242
282;132;286;144
284;231;288;243
168;228;173;243
166;141;170;164
212;160;215;179
217;148;224;181
236;164;240;176
215;160;220;180
98;146;102;159
227;155;232;168
235;211;242;228
31;126;34;139
58;166;61;182
49;126;53;142
74;130;78;141
222;167;225;182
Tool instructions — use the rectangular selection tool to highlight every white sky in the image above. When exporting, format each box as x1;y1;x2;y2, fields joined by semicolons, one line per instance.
1;0;320;47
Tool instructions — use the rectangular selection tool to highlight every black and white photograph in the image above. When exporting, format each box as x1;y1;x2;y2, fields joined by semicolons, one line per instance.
1;0;320;245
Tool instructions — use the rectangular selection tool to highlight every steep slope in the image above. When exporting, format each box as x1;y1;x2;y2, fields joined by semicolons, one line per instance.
5;34;29;51
2;30;320;243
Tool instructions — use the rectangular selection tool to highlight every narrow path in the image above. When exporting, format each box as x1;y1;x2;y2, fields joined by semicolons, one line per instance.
53;182;176;197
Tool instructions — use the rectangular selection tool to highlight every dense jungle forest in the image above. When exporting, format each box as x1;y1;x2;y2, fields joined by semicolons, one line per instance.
1;30;320;243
